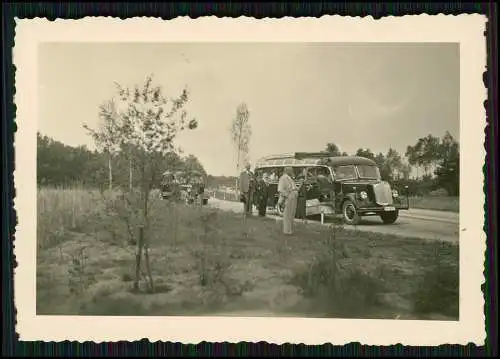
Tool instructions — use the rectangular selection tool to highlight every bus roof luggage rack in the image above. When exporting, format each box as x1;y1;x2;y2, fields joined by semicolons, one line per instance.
294;152;332;160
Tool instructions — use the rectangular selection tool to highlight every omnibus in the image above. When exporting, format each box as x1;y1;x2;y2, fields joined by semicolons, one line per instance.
253;152;410;225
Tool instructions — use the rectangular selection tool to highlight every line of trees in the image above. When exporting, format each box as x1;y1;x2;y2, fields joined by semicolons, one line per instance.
324;131;460;196
37;132;206;189
39;129;458;197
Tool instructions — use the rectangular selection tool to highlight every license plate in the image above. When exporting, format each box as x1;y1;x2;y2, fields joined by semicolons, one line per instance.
384;206;396;212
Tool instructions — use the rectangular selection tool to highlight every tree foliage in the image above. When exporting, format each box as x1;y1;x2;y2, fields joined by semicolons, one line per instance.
355;148;376;161
325;142;348;157
37;132;206;190
405;134;442;177
81;75;200;292
323;131;459;195
83;99;122;190
230;102;252;174
37;132;106;187
434;131;460;196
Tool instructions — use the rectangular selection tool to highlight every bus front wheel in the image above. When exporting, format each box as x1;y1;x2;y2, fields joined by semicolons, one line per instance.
342;200;361;225
380;210;399;224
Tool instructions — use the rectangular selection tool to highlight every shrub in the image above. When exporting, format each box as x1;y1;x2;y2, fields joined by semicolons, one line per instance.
412;244;459;318
428;188;449;197
67;245;96;296
190;208;253;305
191;209;228;302
289;225;388;317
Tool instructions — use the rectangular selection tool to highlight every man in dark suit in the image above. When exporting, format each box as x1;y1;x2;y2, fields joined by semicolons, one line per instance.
239;163;254;215
254;172;269;217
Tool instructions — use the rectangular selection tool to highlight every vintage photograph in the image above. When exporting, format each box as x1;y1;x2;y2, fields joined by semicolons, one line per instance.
35;41;461;320
14;16;486;344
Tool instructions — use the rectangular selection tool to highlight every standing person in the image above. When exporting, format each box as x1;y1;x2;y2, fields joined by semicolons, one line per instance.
239;163;254;215
278;166;299;235
255;172;269;217
295;168;308;221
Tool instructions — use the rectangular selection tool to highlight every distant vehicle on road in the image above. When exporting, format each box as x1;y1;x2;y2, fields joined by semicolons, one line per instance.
254;152;410;225
160;170;178;201
160;170;209;205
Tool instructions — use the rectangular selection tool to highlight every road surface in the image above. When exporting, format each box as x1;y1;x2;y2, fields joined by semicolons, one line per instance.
207;198;459;243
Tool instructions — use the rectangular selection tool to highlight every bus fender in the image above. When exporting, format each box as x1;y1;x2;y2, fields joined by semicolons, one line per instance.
341;193;359;209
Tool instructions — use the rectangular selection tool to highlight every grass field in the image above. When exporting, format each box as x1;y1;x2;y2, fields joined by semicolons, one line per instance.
408;196;459;213
37;188;459;320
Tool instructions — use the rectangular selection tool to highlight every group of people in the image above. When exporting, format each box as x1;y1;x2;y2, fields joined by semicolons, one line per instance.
239;163;270;217
239;164;308;235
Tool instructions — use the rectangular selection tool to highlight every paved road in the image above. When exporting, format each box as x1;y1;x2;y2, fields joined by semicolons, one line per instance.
207;198;459;243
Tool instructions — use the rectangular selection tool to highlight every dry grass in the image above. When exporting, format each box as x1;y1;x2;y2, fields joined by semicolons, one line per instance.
37;187;101;248
36;188;459;319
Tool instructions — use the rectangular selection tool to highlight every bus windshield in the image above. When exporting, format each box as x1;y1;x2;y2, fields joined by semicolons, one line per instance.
334;165;357;180
357;165;381;180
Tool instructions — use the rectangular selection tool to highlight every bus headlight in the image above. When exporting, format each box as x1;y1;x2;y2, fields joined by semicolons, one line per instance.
392;190;399;197
359;191;368;200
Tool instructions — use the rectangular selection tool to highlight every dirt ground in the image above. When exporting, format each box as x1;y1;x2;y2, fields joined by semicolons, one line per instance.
37;199;459;320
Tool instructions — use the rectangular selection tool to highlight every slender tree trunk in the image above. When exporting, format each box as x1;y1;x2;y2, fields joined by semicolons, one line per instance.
129;147;133;191
144;238;154;292
133;228;143;291
140;159;154;292
129;160;133;190
108;153;113;191
235;133;242;195
172;201;177;247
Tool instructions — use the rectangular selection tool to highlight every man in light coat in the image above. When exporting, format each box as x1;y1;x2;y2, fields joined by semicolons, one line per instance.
278;166;299;235
239;163;254;215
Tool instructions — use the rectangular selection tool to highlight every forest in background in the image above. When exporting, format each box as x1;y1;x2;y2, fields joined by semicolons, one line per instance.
37;130;459;197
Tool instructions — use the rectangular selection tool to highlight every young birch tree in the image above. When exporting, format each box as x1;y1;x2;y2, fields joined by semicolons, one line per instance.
85;75;198;292
83;99;121;191
230;103;252;194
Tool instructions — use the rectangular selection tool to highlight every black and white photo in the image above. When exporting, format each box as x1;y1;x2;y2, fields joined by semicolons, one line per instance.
14;15;486;345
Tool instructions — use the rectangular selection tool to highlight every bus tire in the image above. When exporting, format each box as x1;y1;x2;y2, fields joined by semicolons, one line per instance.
380;210;399;224
342;200;361;225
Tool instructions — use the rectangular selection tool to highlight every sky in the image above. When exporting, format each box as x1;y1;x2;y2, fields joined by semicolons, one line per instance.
38;42;459;176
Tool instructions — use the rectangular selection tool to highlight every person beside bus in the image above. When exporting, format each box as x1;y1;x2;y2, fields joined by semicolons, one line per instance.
255;172;269;217
316;167;332;185
239;163;254;215
278;166;299;235
295;168;308;221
